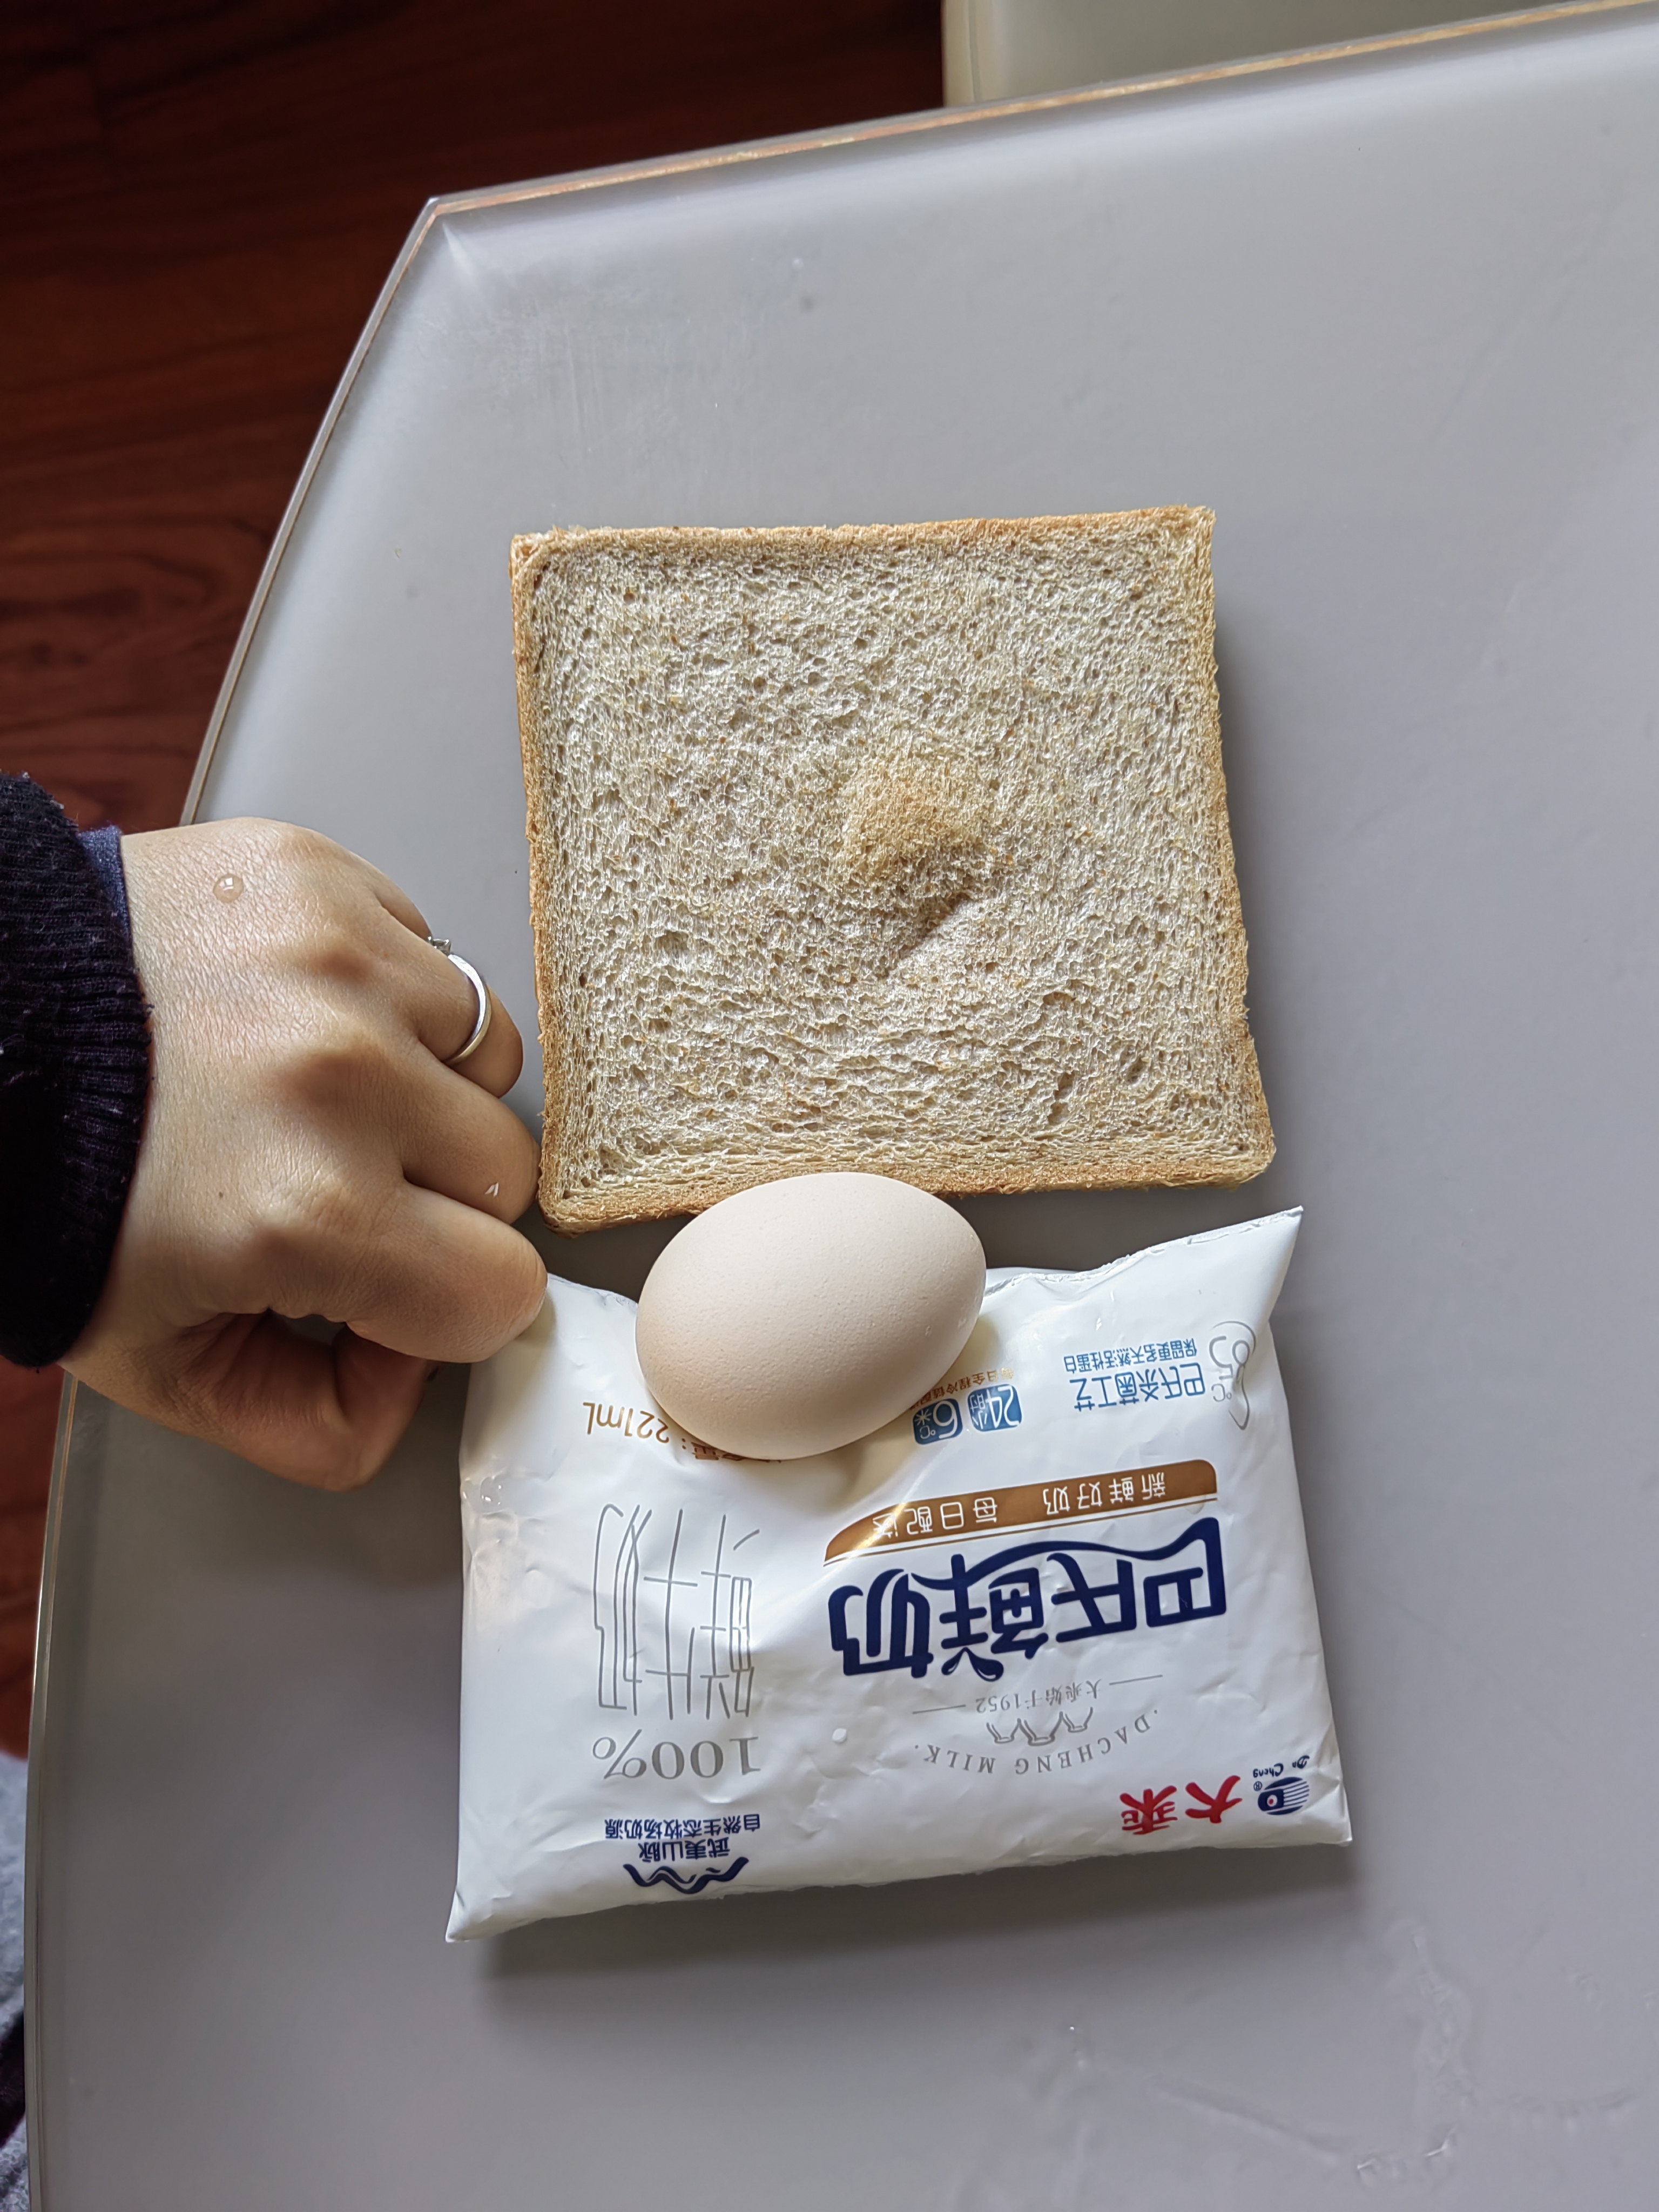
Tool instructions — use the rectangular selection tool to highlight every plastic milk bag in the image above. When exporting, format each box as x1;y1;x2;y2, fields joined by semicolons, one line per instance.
449;1210;1347;1934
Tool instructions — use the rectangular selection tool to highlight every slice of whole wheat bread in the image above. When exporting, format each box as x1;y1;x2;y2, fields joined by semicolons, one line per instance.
512;510;1272;1232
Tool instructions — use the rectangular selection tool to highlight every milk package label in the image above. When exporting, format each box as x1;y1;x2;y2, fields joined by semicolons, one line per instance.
450;1210;1347;1935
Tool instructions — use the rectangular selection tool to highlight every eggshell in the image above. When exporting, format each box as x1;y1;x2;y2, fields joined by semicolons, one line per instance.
636;1173;987;1460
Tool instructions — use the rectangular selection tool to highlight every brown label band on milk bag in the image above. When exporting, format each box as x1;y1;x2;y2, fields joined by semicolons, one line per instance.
824;1461;1217;1564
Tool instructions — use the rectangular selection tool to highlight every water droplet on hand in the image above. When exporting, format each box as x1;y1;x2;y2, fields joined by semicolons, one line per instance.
212;873;245;902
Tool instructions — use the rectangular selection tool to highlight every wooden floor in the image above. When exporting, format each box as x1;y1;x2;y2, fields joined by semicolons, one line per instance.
0;0;941;1756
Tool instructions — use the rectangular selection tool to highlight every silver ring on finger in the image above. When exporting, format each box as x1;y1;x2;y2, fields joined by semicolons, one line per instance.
428;937;493;1067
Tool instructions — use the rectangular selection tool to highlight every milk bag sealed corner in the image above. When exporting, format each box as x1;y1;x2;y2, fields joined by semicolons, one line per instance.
449;1209;1347;1936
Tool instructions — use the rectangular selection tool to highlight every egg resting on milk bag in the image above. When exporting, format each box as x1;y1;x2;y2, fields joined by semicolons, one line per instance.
451;1208;1347;1933
636;1173;987;1460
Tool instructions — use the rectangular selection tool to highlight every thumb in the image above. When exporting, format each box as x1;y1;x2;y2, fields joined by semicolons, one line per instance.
161;1313;439;1489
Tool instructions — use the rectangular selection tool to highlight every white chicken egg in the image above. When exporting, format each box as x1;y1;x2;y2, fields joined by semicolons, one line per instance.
636;1172;987;1460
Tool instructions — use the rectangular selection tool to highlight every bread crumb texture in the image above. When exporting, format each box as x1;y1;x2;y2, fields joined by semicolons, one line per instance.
512;512;1273;1231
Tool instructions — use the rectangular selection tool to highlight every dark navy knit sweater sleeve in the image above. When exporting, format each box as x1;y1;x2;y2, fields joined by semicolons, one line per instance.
0;775;151;1370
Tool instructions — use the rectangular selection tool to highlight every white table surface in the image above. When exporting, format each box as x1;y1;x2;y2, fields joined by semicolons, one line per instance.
30;6;1659;2205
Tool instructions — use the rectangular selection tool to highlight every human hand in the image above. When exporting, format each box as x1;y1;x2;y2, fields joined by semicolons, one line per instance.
63;819;545;1488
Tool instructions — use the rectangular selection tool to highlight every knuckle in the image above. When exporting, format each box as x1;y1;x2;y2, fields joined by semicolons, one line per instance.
279;1014;389;1110
246;1159;386;1300
261;818;333;868
301;915;378;992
